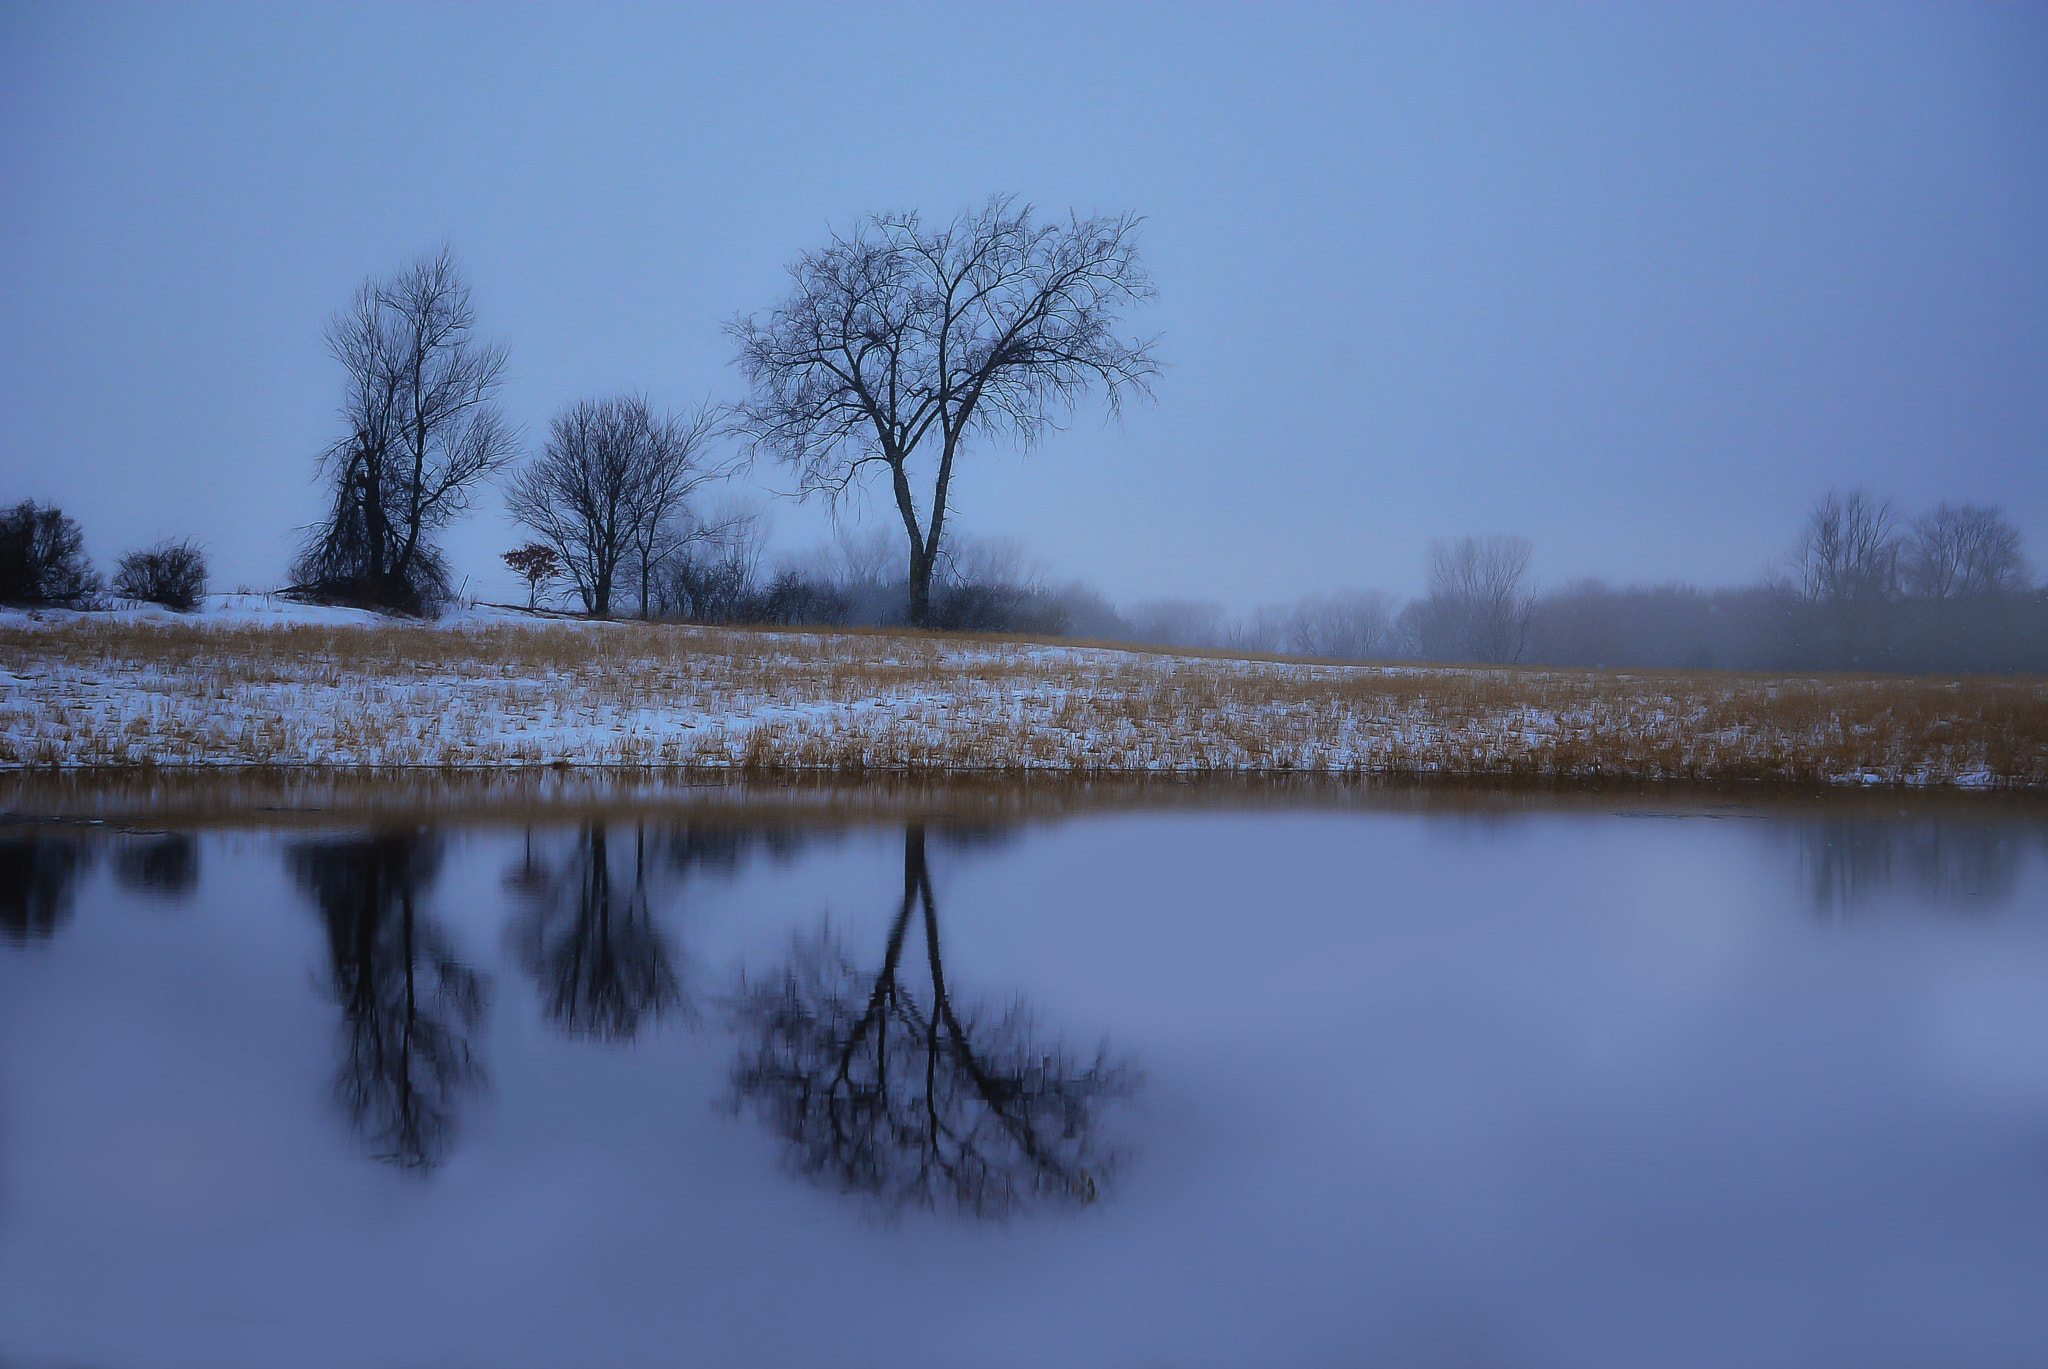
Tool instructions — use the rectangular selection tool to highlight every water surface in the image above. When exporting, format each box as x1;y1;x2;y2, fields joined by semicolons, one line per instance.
3;790;2046;1367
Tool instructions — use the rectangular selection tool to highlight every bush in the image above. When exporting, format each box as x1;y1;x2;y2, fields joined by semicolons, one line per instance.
755;570;851;626
112;539;209;612
0;500;103;608
928;581;1071;635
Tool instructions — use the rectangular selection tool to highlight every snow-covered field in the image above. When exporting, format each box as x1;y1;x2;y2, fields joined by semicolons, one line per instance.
2;595;2042;786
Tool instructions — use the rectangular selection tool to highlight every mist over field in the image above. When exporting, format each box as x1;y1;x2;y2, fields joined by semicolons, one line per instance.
3;3;2043;667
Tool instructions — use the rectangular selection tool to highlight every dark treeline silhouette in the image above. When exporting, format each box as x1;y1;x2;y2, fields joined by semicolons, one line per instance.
291;833;490;1169
728;824;1138;1216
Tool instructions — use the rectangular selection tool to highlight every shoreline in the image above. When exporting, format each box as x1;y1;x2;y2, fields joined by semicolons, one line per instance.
8;768;2048;833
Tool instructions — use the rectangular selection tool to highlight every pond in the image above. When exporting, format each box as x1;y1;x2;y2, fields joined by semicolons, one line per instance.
3;783;2047;1368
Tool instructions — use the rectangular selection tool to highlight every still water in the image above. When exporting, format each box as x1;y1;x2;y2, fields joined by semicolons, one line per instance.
3;793;2047;1367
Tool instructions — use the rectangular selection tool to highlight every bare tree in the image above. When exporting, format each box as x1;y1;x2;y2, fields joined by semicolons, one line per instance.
295;249;516;614
505;398;638;616
730;196;1159;626
1409;535;1534;663
1287;589;1399;660
1127;598;1229;649
828;524;902;591
1788;490;1900;667
1794;490;1898;605
1224;604;1292;654
506;396;728;618
624;402;728;618
1902;502;2026;599
654;502;769;623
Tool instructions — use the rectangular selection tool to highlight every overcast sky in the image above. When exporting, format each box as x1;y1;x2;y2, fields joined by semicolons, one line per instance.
3;2;2043;608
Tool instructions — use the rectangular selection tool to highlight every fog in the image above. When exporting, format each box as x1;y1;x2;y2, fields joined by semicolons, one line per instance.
3;3;2043;646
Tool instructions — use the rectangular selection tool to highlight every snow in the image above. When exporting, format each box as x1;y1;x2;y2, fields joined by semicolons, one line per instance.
0;596;2038;785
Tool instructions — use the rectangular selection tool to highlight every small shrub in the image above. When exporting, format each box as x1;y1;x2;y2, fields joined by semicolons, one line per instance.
0;500;103;608
112;539;209;612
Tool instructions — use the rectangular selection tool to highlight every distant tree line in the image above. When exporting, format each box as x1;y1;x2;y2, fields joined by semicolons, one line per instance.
1113;495;2042;675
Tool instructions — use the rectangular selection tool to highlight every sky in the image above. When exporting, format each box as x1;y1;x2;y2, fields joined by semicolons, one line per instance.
2;2;2044;609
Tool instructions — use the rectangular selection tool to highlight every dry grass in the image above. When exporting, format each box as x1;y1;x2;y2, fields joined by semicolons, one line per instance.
2;615;2043;787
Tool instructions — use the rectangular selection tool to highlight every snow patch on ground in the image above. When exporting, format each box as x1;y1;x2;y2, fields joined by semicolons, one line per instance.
1;599;2039;784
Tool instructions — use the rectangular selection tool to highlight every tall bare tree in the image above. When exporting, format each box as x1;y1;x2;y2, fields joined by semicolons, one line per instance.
624;402;728;617
295;249;516;614
506;396;726;617
1782;490;1906;668
1794;489;1898;605
729;197;1159;627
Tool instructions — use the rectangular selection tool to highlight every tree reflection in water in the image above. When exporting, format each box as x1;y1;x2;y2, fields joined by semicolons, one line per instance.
114;833;199;899
729;824;1138;1217
509;825;684;1041
291;833;489;1170
0;833;89;946
1791;814;2042;918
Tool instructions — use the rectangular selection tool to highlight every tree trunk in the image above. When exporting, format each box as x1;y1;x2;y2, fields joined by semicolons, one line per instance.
906;544;933;627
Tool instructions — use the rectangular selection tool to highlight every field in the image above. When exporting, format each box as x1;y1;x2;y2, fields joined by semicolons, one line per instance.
2;598;2043;787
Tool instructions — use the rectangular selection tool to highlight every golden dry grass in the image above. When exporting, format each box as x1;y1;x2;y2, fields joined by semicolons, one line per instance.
2;614;2043;787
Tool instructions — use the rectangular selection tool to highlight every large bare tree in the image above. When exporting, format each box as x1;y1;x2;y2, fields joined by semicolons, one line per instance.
728;197;1159;626
295;249;516;614
505;396;726;617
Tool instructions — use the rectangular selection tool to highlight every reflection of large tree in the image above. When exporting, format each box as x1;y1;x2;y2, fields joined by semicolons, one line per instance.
0;834;89;946
730;825;1137;1216
291;834;488;1169
510;825;683;1041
